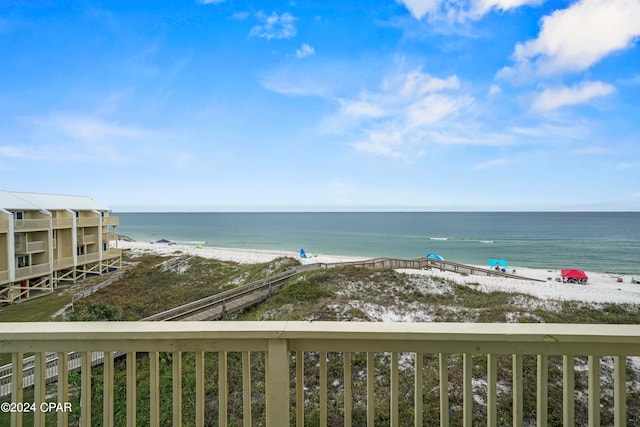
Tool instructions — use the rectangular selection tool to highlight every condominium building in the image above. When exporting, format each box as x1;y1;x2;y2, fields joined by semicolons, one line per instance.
0;191;121;304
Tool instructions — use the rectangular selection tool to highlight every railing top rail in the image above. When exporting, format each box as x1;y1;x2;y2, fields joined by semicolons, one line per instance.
2;321;640;343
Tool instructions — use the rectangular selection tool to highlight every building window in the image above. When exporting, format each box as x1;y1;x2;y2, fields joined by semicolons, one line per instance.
15;211;25;220
17;255;29;268
77;246;85;255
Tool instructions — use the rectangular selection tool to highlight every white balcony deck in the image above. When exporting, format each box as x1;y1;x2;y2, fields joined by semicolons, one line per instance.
1;322;639;427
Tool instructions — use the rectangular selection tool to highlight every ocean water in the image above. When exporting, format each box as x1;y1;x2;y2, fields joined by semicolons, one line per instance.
115;212;640;274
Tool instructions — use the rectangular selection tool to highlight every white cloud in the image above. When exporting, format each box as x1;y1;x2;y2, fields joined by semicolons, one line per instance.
400;71;460;95
249;12;296;40
296;43;315;58
507;0;640;77
340;100;386;118
488;84;502;96
406;93;471;127
332;69;474;158
196;0;224;4
397;0;543;22
396;0;442;20
531;81;616;111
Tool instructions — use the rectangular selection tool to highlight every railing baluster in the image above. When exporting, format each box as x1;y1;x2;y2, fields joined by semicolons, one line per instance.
344;352;352;427
103;351;113;427
563;355;575;426
439;353;449;427
34;352;45;427
295;351;304;427
537;354;548;427
367;352;375;426
513;354;523;427
11;352;23;427
487;353;497;427
196;352;204;427
266;339;289;427
58;352;69;427
172;351;182;427
390;352;399;427
219;351;228;427
126;352;136;427
320;351;327;427
414;352;423;427
463;353;472;427
150;352;160;427
588;355;600;427
81;352;91;427
614;356;626;427
242;351;252;427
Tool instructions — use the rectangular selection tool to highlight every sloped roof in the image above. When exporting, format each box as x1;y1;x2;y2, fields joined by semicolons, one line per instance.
0;190;110;211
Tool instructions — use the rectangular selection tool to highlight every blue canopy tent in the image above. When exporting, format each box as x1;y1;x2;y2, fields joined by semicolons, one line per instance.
489;258;508;272
426;253;445;261
299;248;308;259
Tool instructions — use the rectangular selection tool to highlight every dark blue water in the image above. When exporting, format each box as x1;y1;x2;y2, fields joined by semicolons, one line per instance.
115;212;640;274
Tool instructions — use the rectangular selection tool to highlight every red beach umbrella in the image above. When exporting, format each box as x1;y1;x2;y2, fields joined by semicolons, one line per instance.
561;269;588;280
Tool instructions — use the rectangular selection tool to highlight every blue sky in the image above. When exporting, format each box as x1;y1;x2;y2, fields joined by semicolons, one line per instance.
1;0;639;211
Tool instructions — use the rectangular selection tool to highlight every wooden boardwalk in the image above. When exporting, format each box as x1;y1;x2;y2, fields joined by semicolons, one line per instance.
0;257;542;397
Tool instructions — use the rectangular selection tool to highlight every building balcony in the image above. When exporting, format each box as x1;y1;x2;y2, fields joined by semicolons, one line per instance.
14;219;50;232
77;253;100;265
103;232;118;242
76;217;100;227
78;235;97;245
53;257;75;270
15;241;47;254
0;270;8;283
102;216;119;227
1;322;639;427
52;218;74;229
14;263;51;280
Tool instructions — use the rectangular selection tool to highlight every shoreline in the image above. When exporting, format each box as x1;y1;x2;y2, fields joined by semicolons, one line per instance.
117;240;640;305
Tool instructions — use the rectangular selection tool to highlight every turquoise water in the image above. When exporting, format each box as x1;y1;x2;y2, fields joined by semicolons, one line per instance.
115;212;640;274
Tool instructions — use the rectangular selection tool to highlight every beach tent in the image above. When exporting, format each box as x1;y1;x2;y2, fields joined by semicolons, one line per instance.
299;248;308;259
561;269;588;280
489;259;508;269
426;253;445;261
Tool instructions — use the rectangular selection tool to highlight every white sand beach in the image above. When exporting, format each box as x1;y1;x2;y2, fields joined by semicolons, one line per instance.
117;241;640;305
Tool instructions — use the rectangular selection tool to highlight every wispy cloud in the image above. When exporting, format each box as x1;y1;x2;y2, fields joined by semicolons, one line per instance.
249;12;296;40
397;0;543;22
500;0;640;79
196;0;225;4
531;81;616;111
330;68;475;159
31;113;154;141
296;43;315;58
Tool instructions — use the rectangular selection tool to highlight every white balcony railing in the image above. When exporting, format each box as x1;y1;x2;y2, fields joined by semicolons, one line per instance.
1;322;639;427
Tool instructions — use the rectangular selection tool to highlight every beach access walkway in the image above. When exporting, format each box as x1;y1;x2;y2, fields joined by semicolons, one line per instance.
0;257;541;398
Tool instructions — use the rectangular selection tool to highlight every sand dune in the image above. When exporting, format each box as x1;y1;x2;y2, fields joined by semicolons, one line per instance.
117;241;640;305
